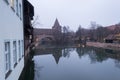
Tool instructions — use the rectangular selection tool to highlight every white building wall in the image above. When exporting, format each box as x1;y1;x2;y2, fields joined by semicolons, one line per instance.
0;0;24;80
7;59;24;80
0;38;5;80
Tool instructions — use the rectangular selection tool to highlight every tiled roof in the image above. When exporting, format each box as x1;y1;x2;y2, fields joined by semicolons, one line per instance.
105;34;116;40
106;24;120;31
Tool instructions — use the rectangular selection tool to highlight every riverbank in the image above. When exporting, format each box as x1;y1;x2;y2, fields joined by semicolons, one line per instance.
86;42;120;51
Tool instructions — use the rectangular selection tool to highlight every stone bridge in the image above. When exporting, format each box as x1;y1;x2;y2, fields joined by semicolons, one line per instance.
33;28;55;45
33;18;62;45
35;34;55;42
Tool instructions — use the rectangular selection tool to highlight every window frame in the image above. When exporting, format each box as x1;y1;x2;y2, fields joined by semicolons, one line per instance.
16;0;19;16
19;3;22;20
18;40;21;61
4;41;12;79
21;40;24;57
13;41;17;68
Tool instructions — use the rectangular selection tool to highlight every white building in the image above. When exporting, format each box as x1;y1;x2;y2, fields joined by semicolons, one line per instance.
0;0;24;80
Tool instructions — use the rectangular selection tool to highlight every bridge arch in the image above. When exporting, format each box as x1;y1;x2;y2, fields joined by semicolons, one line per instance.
35;34;55;44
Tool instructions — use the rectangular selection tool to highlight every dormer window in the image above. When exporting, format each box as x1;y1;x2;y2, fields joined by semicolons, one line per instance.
16;0;19;16
10;0;15;11
19;3;22;20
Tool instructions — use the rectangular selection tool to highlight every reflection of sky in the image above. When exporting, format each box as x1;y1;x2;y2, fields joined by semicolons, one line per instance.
33;48;120;80
29;0;120;31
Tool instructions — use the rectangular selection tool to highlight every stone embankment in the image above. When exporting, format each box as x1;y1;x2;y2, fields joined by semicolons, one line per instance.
86;42;120;50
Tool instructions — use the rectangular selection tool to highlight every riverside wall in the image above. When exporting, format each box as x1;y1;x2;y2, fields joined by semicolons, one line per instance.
86;42;120;50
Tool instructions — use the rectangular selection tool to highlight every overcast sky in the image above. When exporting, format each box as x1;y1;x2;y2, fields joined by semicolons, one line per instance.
28;0;120;31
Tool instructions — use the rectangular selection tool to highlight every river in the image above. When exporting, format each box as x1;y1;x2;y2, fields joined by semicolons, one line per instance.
24;46;120;80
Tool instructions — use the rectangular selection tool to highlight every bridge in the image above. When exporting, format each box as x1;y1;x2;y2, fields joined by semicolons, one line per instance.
33;18;62;45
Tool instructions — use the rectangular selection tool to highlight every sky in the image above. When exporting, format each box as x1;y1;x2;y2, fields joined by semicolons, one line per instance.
28;0;120;31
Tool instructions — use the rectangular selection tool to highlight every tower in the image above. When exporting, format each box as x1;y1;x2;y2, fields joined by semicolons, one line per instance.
52;18;62;32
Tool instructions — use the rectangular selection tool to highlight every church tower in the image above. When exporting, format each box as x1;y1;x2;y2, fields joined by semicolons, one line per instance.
52;18;62;32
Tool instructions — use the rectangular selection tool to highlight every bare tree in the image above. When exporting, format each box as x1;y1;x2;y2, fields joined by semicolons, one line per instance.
62;26;72;44
31;15;41;27
88;22;97;41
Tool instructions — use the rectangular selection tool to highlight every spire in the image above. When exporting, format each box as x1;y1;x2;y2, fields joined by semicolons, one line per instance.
52;52;62;64
52;18;62;32
53;18;60;27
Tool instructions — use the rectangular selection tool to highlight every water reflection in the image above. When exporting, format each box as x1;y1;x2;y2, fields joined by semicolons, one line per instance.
76;47;108;63
19;60;34;80
62;48;75;58
76;47;120;64
33;46;120;80
35;47;75;64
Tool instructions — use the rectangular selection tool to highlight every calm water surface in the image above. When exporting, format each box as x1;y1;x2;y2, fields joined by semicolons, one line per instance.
33;47;120;80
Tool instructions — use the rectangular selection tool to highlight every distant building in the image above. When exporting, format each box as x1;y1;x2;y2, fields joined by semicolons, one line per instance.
52;18;62;32
105;24;120;43
34;18;61;35
105;34;120;43
105;34;116;43
33;18;62;43
0;0;24;80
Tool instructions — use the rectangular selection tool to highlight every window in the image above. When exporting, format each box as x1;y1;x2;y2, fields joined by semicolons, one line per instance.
18;40;21;61
16;0;19;16
19;3;22;20
5;41;11;78
10;0;15;11
13;41;17;67
21;40;24;57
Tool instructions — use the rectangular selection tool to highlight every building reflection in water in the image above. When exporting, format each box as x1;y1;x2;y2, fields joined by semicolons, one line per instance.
32;46;120;80
34;47;75;64
35;46;120;67
20;60;34;80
